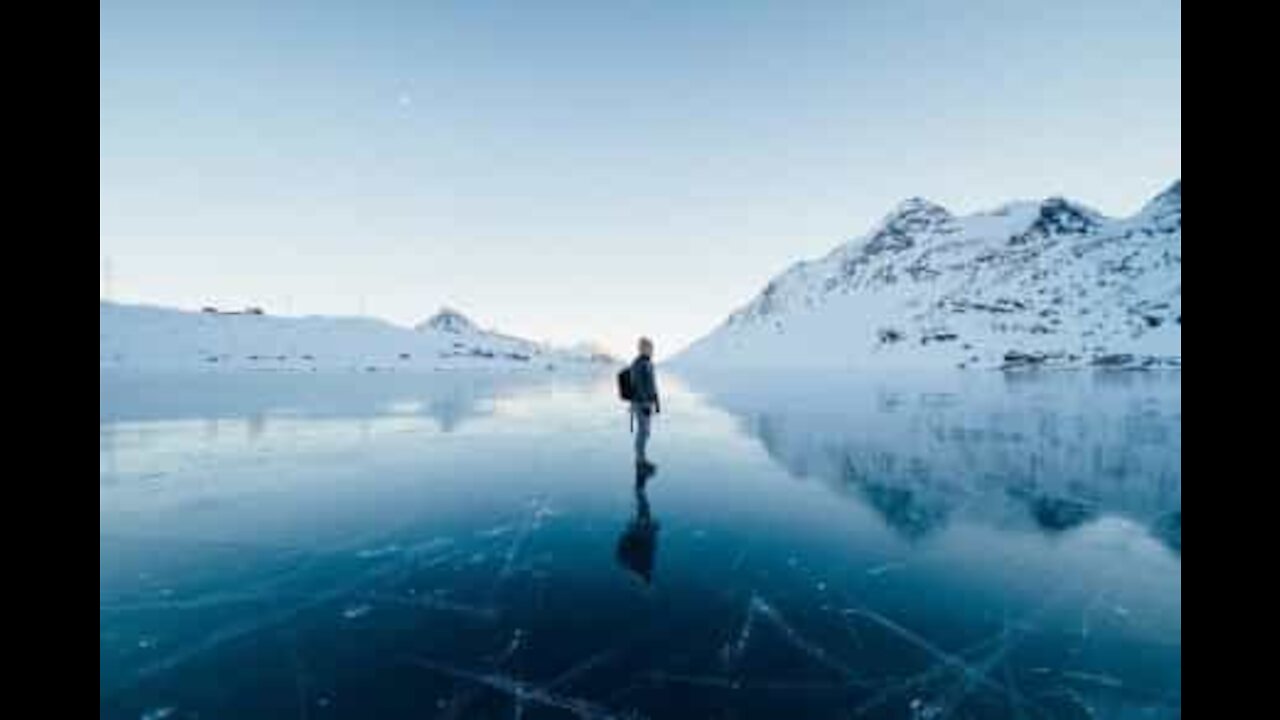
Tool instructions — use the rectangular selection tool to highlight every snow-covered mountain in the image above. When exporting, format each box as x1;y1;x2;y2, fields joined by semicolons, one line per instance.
674;181;1181;370
414;306;479;334
100;302;616;372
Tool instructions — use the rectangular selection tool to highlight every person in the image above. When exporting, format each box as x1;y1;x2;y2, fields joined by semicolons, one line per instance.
629;337;661;471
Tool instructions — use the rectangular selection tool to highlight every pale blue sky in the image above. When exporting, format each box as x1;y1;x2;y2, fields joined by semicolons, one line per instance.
100;0;1180;356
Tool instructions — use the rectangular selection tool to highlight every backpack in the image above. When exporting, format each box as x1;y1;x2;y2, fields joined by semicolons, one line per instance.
617;366;635;402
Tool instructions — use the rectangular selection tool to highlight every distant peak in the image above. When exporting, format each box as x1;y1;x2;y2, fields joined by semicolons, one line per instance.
858;196;955;255
878;197;954;235
1039;196;1100;220
416;306;478;334
1008;196;1103;242
569;341;620;362
886;197;951;223
1139;179;1180;230
1145;179;1181;211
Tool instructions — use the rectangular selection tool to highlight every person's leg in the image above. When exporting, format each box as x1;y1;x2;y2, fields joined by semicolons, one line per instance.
634;406;651;463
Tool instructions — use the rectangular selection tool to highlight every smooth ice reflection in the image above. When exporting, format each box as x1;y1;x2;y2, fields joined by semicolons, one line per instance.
101;368;1180;719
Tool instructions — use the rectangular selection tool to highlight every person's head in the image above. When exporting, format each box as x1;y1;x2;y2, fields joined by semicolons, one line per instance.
638;337;654;358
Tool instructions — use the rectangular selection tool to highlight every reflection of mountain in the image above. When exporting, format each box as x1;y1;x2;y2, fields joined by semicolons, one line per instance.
100;369;562;431
425;389;485;433
1008;486;1098;534
740;411;961;541
1150;511;1181;556
410;375;510;432
842;456;951;541
685;370;1180;542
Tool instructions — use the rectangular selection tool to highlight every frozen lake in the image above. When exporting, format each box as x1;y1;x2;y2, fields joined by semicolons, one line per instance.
101;368;1180;719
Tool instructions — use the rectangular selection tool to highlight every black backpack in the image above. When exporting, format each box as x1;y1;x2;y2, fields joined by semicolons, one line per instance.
617;366;635;402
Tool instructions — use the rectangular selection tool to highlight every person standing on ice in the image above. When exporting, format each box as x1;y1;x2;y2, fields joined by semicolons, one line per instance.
629;337;661;473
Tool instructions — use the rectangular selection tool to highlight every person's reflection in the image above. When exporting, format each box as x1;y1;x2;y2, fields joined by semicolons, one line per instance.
616;466;659;584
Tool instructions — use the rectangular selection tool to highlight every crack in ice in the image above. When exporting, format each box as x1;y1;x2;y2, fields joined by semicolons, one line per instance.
407;656;629;720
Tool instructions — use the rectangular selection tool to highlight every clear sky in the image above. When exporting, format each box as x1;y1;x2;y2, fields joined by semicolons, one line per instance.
100;0;1180;357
